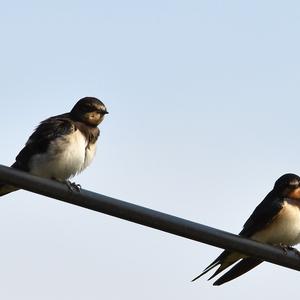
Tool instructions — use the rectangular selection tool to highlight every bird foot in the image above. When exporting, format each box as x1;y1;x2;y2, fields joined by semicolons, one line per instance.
65;180;81;192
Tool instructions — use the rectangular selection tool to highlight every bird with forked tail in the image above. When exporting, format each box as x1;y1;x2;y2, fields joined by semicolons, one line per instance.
192;173;300;285
0;97;108;196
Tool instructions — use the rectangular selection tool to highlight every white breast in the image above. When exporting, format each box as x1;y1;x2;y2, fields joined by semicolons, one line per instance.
29;129;97;181
251;199;300;246
81;142;97;172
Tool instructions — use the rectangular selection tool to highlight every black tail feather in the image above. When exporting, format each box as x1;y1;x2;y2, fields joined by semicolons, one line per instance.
0;163;23;196
191;261;220;282
0;183;19;196
191;250;235;282
213;257;263;286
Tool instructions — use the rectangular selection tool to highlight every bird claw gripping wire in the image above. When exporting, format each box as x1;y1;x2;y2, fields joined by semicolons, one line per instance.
65;180;81;192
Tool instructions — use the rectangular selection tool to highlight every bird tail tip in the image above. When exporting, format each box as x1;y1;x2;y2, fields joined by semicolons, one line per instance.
0;184;18;196
191;261;220;282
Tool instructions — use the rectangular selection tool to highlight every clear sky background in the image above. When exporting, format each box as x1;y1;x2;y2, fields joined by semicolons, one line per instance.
1;1;300;299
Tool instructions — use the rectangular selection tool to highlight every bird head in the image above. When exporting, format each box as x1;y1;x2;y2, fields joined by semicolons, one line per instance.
273;173;300;200
70;97;109;126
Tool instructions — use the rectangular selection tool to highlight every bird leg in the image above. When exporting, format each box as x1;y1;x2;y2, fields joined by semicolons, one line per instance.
65;180;81;192
279;243;291;254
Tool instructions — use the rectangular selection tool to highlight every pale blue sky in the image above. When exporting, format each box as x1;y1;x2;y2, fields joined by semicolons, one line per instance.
1;1;300;299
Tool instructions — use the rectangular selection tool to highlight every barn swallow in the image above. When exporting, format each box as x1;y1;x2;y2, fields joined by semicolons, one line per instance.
192;173;300;286
0;97;108;196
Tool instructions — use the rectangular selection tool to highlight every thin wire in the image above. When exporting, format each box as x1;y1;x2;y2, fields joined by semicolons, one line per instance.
0;164;299;272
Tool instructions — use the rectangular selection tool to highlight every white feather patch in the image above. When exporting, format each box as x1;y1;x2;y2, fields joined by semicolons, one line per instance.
29;129;97;181
251;199;300;246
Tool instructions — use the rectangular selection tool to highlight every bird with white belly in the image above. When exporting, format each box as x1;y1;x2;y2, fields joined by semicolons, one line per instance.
0;96;108;196
192;173;300;285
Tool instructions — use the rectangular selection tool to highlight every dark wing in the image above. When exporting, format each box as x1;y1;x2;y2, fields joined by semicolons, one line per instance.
12;114;76;171
192;189;283;283
212;193;283;285
239;190;284;237
213;257;263;286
